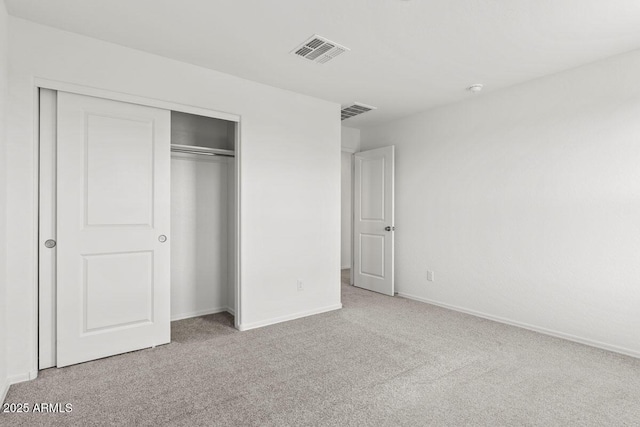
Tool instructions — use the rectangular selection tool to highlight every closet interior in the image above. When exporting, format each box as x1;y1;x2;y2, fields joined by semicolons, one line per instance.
170;111;237;321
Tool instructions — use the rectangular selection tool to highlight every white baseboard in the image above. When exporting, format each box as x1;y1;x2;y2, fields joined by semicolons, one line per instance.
171;307;233;321
1;381;9;404
7;370;37;386
238;303;343;331
397;292;640;360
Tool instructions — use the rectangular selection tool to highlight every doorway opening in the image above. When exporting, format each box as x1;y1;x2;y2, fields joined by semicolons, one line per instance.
341;150;353;287
343;146;396;296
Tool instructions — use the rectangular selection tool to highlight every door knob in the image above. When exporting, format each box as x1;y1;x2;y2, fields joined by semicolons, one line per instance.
44;239;56;248
158;235;167;243
384;226;395;231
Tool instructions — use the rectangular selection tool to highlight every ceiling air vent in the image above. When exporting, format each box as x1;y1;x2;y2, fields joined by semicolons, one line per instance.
341;103;376;121
291;35;349;64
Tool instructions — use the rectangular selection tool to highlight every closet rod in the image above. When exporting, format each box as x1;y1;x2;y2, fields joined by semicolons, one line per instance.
171;144;235;157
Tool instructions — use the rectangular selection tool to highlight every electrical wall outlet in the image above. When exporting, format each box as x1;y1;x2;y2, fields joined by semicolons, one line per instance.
297;280;304;291
427;270;435;282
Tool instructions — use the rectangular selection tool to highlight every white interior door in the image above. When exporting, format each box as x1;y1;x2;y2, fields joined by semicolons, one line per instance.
56;92;171;367
353;146;395;296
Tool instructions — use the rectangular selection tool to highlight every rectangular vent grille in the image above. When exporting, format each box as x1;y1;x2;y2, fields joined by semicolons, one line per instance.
341;103;376;120
292;35;349;64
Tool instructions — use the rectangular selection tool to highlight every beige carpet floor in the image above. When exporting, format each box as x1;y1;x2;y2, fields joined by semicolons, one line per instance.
2;270;640;426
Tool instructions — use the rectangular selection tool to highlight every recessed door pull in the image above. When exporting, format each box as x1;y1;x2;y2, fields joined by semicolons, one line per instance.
44;239;56;248
158;235;167;243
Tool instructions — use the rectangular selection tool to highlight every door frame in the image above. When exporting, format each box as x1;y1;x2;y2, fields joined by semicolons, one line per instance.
340;146;357;285
35;79;243;370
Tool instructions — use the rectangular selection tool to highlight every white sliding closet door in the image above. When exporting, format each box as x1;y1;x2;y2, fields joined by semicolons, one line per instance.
56;92;171;367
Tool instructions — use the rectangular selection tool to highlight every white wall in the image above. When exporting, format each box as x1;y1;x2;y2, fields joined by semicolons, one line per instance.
340;152;352;269
341;126;360;152
340;126;360;269
6;18;341;381
361;48;640;358
0;0;9;403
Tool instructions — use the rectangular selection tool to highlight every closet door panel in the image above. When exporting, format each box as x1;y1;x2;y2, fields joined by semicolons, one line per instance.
56;92;171;367
84;114;154;226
